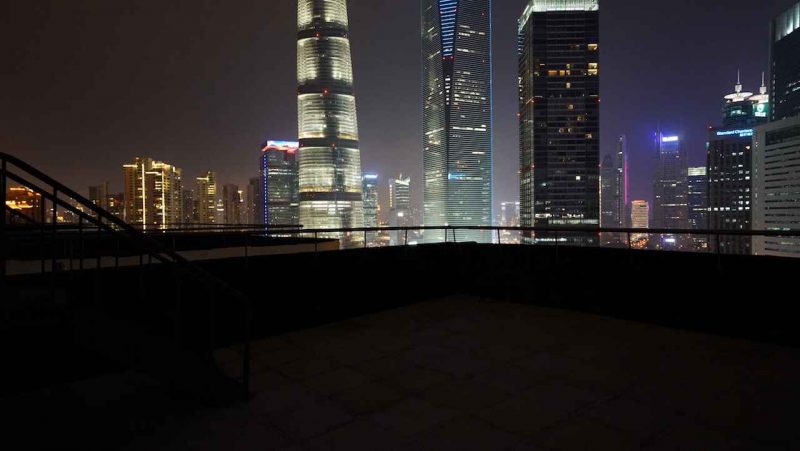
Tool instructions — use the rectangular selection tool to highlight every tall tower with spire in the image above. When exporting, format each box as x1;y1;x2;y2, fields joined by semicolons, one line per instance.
296;0;364;238
707;72;769;255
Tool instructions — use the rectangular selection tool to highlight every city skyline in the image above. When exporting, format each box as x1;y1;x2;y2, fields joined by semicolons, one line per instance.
2;0;797;220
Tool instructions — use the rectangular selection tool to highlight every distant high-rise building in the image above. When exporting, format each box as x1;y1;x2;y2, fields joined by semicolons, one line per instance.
687;167;708;230
244;177;263;225
652;134;688;233
519;0;600;242
389;175;411;212
500;201;520;227
123;157;183;229
362;174;379;228
708;75;769;255
195;171;217;225
753;115;800;257
222;184;242;225
181;189;195;226
688;166;709;250
107;193;124;219
630;200;649;243
261;140;299;227
88;183;109;210
614;135;629;227
771;2;800;121
422;0;493;243
297;0;364;236
389;175;413;245
600;154;615;228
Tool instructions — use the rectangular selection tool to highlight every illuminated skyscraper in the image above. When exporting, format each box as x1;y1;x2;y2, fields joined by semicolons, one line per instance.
687;167;708;231
708;75;768;255
123;157;183;229
652;134;688;232
519;0;600;241
422;0;493;243
630;200;649;243
297;0;364;237
771;1;800;121
261;140;299;226
362;174;379;228
753;116;800;257
600;154;615;227
195;171;217;225
614;135;629;227
389;175;413;245
688;166;709;250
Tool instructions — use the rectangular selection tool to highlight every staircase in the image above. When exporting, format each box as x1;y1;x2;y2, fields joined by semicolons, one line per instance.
0;152;252;404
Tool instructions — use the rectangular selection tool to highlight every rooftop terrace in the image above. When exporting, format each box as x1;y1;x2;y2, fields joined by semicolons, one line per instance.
7;297;799;450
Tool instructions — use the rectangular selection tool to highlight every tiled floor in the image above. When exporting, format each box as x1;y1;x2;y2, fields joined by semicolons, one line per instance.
124;297;800;450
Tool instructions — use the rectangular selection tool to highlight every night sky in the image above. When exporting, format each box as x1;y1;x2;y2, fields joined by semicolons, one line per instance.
2;0;795;221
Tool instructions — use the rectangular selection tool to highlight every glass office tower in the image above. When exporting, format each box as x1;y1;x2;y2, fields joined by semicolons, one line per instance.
519;0;600;243
261;140;300;227
297;0;364;238
771;2;800;121
652;134;688;232
708;76;768;255
422;0;493;243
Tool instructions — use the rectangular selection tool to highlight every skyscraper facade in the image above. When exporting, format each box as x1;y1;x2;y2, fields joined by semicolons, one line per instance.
244;177;263;225
297;0;364;236
88;183;109;210
600;154;615;228
362;174;379;228
753;116;800;257
195;171;217;225
771;1;800;121
614;135;629;228
123;157;183;229
389;175;413;245
687;166;709;250
652;134;688;232
422;0;493;243
708;76;768;255
222;184;243;225
519;0;600;241
687;167;708;230
630;200;649;245
261;140;299;227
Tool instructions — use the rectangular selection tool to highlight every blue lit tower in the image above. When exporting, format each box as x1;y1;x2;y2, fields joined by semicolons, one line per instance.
297;0;364;237
422;0;493;243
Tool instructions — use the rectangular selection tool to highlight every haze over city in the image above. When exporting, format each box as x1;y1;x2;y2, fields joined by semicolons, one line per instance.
2;0;792;219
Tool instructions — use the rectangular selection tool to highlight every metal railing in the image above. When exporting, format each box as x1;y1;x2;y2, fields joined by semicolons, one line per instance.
1;152;252;397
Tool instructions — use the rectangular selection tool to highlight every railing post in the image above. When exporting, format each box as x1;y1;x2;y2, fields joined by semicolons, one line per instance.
50;188;58;301
51;188;58;273
78;217;84;271
404;228;409;246
40;197;46;274
314;231;318;255
364;230;367;249
1;159;6;281
496;228;501;245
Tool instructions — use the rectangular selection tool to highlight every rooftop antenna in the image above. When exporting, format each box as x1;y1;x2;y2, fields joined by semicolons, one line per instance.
760;71;767;95
735;69;743;94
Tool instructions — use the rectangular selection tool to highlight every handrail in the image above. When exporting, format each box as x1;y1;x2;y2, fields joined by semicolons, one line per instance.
0;151;252;395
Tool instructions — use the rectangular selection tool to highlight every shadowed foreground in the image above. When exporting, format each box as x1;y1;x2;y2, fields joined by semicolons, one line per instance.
112;297;800;450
